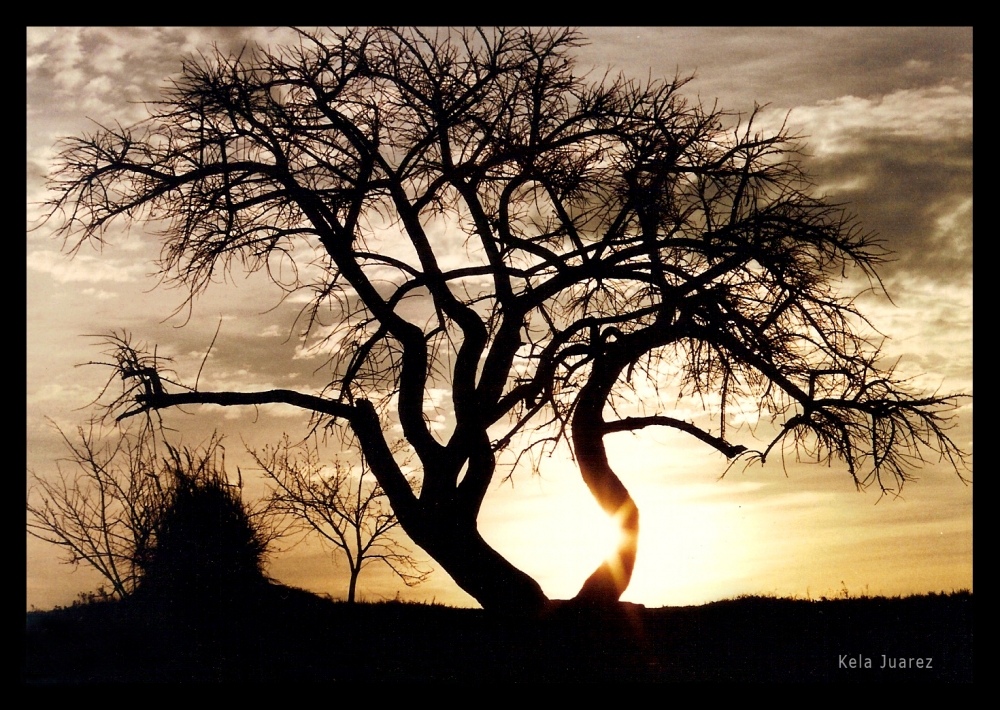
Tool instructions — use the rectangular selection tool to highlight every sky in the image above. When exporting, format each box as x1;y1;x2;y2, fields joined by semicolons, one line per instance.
27;27;972;611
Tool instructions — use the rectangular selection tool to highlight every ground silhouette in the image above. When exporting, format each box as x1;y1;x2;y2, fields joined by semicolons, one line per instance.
25;587;971;682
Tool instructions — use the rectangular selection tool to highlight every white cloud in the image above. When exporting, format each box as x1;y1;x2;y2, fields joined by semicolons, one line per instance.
26;27;58;50
783;85;972;156
26;381;96;407
856;277;972;394
26;52;47;71
81;287;117;300
27;249;144;283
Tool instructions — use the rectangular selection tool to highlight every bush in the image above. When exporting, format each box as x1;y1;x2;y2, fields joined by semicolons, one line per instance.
136;441;270;606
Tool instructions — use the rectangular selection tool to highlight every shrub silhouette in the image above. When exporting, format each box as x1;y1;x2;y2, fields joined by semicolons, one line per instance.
136;442;269;608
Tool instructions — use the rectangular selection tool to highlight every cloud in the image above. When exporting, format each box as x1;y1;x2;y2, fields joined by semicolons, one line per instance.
260;324;285;338
27;249;145;283
577;28;972;116
81;288;118;300
786;85;971;157
807;133;971;282
27;28;303;130
26;381;98;408
758;85;973;285
576;31;972;290
26;51;47;72
858;277;972;385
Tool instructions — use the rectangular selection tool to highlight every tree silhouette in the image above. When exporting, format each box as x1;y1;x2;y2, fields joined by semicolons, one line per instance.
251;435;429;603
27;423;281;602
41;27;967;613
27;422;167;599
136;437;274;603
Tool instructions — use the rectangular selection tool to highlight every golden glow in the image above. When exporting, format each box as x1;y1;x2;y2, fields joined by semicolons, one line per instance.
472;424;971;608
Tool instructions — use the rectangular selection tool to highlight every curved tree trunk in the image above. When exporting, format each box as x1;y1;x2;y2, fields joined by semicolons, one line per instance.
404;506;549;615
570;353;640;604
354;402;548;614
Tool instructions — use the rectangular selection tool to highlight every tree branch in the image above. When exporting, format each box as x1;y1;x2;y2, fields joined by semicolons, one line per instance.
603;415;749;459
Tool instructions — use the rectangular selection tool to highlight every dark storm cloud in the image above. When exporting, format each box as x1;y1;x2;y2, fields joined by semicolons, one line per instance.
564;28;974;287
577;27;972;111
809;133;972;284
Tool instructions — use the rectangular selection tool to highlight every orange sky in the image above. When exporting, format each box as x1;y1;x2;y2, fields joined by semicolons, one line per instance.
27;27;972;610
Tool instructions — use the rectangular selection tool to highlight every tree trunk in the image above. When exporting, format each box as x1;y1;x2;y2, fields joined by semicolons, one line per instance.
348;568;358;604
570;352;640;604
572;420;640;604
359;404;548;615
405;510;548;615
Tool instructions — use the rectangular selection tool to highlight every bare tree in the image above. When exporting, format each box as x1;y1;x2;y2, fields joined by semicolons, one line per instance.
27;422;165;599
27;423;283;600
251;435;429;603
39;27;968;613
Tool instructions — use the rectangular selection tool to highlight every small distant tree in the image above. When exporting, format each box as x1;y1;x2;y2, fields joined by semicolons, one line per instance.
27;422;165;599
251;436;429;603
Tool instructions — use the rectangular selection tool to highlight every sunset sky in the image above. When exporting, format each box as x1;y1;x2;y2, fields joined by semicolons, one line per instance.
27;27;972;611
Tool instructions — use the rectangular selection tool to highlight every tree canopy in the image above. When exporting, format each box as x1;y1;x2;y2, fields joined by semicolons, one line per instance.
42;27;967;613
